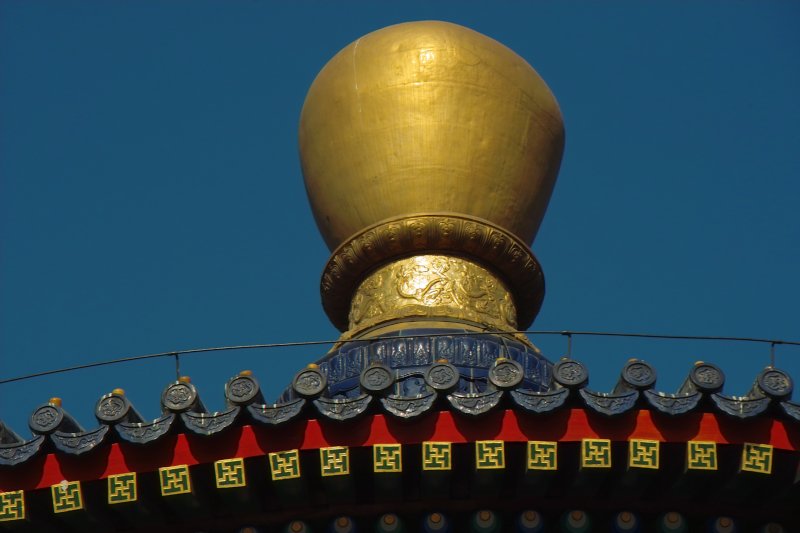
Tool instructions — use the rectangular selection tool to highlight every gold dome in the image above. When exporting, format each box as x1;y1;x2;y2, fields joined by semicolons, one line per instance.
300;21;564;335
299;20;564;250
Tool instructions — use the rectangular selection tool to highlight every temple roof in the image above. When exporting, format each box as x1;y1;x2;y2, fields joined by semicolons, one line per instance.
1;343;798;530
1;355;798;469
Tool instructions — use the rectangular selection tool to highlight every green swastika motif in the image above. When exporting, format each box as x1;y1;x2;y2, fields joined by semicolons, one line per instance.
741;443;773;474
687;441;717;470
423;442;452;471
269;450;301;480
373;444;402;473
51;481;83;513
320;447;350;477
108;473;137;504
159;465;192;496
527;441;557;470
475;441;505;469
215;458;246;488
629;439;659;469
0;491;24;522
581;439;611;468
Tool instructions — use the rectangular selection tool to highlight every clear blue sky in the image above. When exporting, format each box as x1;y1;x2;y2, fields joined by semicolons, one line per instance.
1;2;798;433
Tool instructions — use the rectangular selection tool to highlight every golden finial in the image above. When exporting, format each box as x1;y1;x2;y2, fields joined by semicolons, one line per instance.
300;21;564;337
49;397;62;407
112;388;125;396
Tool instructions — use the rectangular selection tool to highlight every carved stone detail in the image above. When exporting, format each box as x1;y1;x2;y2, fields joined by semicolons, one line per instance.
553;359;588;389
349;255;517;333
314;395;372;421
161;382;198;413
579;389;638;416
690;363;725;392
29;405;63;434
381;392;436;418
181;407;240;436
489;359;524;389
757;368;793;399
116;414;175;445
321;214;545;331
622;360;656;389
447;391;503;416
226;375;260;405
643;390;701;415
52;426;109;455
510;389;569;413
711;394;770;418
95;394;130;424
425;362;460;392
360;364;394;395
0;435;45;466
292;368;327;398
247;399;305;425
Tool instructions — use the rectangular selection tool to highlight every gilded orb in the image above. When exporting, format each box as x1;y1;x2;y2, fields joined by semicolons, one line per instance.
299;20;564;251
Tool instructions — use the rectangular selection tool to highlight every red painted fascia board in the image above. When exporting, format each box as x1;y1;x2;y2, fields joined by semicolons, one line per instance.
2;408;797;491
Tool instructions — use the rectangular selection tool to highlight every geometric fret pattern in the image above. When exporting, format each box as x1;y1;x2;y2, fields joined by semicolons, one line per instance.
0;490;25;522
422;441;452;471
107;473;137;504
320;446;350;477
581;438;612;468
214;458;247;489
687;441;718;471
527;441;558;471
1;437;790;519
628;439;659;470
159;465;192;496
51;481;83;513
269;450;302;481
475;441;505;470
373;444;403;473
741;443;773;475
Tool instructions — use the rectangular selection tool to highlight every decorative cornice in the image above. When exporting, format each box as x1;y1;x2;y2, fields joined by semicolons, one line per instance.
381;392;436;419
3;409;798;493
181;407;240;436
321;214;544;332
447;390;504;416
0;435;44;467
247;399;305;426
348;255;518;335
116;414;175;445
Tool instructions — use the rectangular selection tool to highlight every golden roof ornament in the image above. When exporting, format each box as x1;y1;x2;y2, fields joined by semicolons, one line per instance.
299;21;564;338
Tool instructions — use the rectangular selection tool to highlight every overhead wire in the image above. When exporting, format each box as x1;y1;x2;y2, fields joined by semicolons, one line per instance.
0;329;797;386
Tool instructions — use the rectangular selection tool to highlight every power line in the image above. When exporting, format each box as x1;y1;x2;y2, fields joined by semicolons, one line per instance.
0;330;798;386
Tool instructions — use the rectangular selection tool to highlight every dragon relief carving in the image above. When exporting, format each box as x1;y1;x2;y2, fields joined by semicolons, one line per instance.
321;214;545;332
348;255;517;332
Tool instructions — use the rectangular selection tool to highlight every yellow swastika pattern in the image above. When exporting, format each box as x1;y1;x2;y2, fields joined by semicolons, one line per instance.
422;442;452;471
741;443;773;474
269;450;301;480
108;473;137;504
581;439;612;468
0;491;25;522
373;444;403;473
159;465;192;496
475;440;505;469
687;441;717;470
215;458;247;488
51;481;83;513
527;441;557;471
629;439;659;469
320;447;350;477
